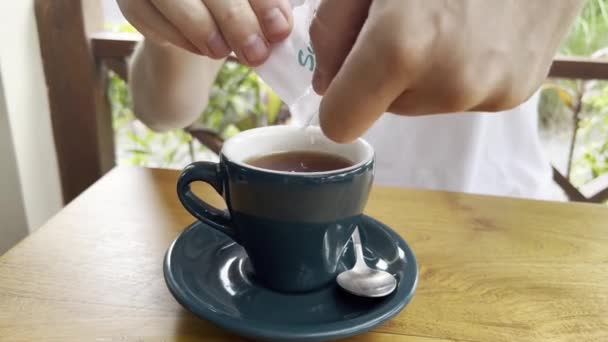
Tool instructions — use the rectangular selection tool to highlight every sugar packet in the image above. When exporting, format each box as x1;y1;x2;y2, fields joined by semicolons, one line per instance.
254;0;321;126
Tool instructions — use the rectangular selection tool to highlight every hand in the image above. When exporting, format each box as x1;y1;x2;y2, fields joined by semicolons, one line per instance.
310;0;583;142
117;0;293;66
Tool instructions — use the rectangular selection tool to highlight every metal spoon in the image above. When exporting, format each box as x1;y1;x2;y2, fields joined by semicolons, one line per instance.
337;227;397;297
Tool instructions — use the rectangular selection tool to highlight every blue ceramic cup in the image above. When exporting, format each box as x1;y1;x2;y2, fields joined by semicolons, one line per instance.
177;126;374;293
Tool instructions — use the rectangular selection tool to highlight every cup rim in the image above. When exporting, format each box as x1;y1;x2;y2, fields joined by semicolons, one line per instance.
221;125;374;176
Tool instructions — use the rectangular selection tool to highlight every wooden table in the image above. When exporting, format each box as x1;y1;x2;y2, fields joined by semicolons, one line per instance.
1;167;607;342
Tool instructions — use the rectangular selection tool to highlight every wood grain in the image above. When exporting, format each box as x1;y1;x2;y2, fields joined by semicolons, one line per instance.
548;56;608;80
91;32;141;59
35;0;115;204
1;167;607;342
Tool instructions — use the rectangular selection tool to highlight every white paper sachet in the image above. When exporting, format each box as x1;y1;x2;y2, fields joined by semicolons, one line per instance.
254;0;321;127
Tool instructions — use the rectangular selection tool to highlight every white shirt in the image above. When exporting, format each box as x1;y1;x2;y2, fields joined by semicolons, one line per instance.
363;93;565;201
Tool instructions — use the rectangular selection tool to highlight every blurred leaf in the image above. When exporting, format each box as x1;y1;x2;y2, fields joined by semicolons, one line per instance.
542;83;576;109
126;131;150;149
234;115;257;131
129;151;148;166
164;148;178;165
265;88;282;124
223;124;241;139
178;130;193;143
108;33;288;167
125;149;150;155
560;0;608;56
105;22;138;33
543;0;608;191
598;0;608;23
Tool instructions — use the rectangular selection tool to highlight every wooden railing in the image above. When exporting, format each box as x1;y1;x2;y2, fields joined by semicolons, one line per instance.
35;0;608;204
92;32;608;81
549;56;608;79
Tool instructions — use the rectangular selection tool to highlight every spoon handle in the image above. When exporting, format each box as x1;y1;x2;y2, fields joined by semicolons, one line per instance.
352;227;368;271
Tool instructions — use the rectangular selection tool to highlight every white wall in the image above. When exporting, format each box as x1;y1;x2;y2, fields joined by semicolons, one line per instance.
0;0;63;234
0;69;28;254
103;0;126;24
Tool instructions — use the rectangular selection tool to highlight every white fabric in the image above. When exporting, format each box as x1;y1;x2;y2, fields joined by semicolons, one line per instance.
363;93;565;201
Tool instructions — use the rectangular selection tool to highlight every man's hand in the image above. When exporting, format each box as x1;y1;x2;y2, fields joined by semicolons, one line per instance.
117;0;293;66
311;0;584;142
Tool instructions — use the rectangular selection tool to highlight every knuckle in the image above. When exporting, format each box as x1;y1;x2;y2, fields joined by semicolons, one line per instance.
215;3;262;46
381;37;426;76
496;93;527;111
481;91;522;112
407;65;479;114
250;0;283;12
220;2;247;25
444;70;480;112
443;91;474;113
480;72;530;112
493;76;534;111
383;39;411;66
188;27;214;48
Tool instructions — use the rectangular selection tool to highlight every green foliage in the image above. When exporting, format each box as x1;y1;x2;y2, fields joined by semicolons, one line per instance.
107;23;284;168
104;22;138;33
560;0;608;55
540;0;608;127
108;72;209;168
197;61;284;139
570;82;608;184
539;0;608;188
107;3;608;189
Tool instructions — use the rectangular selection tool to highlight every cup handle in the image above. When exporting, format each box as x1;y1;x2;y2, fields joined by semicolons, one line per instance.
176;161;237;241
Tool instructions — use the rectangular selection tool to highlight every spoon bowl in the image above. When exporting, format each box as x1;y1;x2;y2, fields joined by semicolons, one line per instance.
337;227;398;297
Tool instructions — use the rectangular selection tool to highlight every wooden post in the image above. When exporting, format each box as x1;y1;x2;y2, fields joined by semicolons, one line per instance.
35;0;115;203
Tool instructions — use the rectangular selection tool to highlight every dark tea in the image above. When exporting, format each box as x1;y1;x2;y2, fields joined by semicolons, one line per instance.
245;151;353;172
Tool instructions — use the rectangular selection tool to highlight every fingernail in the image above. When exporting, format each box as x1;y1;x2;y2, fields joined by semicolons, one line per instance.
207;32;230;58
242;34;269;65
264;8;289;37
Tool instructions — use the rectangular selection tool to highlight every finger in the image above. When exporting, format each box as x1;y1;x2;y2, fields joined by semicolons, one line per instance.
205;0;269;66
117;0;199;54
249;0;293;43
471;69;537;112
319;21;408;142
150;0;230;58
309;0;371;95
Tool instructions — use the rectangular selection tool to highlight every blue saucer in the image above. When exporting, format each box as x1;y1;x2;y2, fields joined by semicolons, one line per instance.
164;215;418;342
